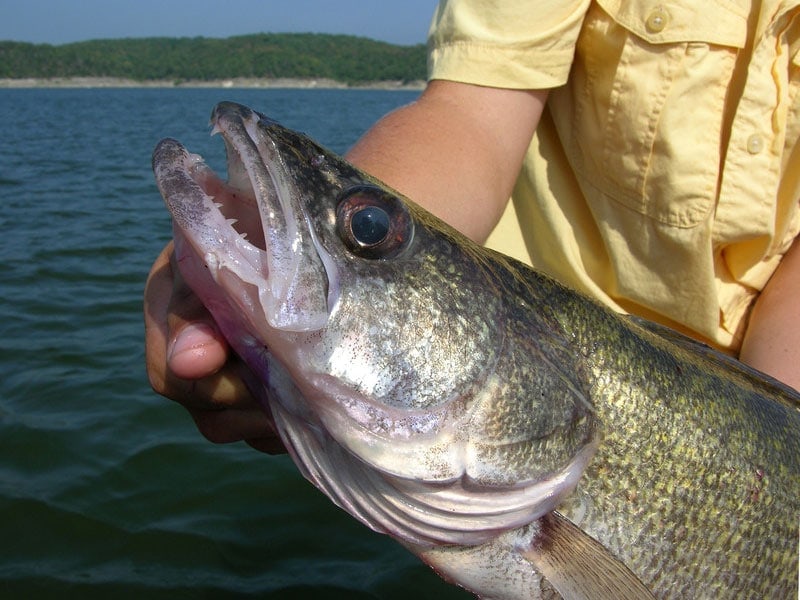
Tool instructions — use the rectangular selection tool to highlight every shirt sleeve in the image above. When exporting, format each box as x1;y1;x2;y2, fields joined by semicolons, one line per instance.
427;0;592;89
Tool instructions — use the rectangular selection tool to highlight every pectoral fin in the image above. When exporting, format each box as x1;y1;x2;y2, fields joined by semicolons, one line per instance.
519;511;656;600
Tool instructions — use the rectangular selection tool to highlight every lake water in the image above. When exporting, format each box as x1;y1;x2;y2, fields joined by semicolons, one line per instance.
0;87;471;599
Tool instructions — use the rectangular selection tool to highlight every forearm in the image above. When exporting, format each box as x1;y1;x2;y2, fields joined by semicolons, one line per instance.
739;235;800;391
346;80;547;243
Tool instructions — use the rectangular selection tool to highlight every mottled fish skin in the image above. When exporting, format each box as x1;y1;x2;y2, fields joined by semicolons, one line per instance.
153;102;800;599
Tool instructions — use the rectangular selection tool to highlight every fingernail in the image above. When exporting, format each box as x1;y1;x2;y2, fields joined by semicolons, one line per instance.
168;322;218;362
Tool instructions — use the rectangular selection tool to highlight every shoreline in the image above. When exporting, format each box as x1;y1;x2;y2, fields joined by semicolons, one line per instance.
0;76;426;90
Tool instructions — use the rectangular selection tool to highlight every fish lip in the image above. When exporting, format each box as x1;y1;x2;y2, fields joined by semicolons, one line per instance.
153;101;334;334
152;137;276;343
151;137;252;251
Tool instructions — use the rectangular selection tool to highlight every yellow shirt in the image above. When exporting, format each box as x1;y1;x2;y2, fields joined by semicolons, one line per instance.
429;0;800;352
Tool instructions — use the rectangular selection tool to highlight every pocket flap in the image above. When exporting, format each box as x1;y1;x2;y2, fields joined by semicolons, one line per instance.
596;0;748;47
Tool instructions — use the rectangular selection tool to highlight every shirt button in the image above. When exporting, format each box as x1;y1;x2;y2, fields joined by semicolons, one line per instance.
746;134;764;154
645;7;669;33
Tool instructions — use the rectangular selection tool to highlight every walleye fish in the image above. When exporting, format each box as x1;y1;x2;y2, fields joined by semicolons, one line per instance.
152;101;800;599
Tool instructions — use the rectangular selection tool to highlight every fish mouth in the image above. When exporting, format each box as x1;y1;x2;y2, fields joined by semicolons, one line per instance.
152;102;333;334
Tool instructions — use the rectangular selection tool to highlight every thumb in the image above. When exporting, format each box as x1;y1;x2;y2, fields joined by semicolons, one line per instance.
165;253;229;379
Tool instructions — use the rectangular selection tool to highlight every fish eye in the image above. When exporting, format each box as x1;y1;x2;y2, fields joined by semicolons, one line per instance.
336;185;413;259
351;205;391;246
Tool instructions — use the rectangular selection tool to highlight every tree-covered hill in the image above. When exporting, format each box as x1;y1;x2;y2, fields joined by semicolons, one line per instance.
0;33;427;84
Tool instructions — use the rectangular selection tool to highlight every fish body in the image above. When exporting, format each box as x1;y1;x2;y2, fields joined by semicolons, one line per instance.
153;102;800;599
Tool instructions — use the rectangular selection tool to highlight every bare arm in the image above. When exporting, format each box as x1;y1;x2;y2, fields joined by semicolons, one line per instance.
347;80;547;242
739;235;800;391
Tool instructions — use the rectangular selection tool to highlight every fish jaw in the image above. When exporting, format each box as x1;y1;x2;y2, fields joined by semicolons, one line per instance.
274;386;600;546
152;104;334;337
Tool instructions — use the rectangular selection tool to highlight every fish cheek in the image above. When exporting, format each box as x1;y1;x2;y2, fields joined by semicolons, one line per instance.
321;269;501;412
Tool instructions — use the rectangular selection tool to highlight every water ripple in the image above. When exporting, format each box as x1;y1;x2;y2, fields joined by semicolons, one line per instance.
0;87;468;599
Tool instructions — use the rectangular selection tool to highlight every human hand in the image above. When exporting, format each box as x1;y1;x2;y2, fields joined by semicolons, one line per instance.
144;242;286;454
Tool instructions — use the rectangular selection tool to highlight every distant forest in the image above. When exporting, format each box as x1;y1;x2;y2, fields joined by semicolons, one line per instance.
0;33;427;84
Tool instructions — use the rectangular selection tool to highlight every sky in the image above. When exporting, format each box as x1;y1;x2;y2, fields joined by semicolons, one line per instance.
0;0;437;46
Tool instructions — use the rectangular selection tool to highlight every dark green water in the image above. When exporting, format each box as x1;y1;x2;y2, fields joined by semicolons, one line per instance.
0;87;471;599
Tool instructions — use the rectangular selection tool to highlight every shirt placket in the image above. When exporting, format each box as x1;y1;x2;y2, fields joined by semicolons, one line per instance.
713;4;798;267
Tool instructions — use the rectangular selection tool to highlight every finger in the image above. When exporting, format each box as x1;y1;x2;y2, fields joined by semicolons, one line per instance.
144;243;251;410
145;243;283;454
188;403;286;455
170;359;256;411
165;252;229;380
246;437;288;455
144;241;178;395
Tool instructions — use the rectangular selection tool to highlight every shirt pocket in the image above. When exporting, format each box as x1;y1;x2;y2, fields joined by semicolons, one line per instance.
552;0;749;228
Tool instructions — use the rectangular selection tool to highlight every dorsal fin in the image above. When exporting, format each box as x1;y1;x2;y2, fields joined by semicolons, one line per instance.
520;512;656;600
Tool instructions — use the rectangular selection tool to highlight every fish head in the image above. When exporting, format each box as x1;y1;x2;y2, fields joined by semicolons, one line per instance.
153;101;598;547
